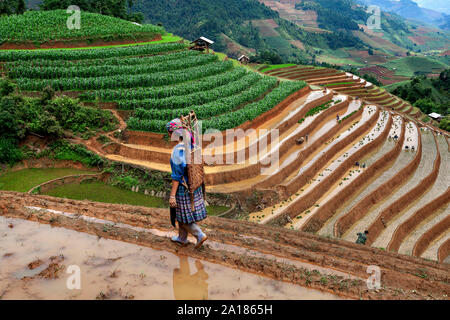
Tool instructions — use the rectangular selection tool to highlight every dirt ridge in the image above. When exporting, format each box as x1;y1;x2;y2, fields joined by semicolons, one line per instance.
335;122;423;237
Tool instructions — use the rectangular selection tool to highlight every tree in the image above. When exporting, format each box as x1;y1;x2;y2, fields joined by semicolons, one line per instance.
414;98;435;115
17;0;26;14
41;0;139;21
0;0;18;15
439;117;450;132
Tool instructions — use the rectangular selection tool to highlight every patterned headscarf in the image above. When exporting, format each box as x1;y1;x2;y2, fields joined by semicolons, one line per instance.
166;118;195;145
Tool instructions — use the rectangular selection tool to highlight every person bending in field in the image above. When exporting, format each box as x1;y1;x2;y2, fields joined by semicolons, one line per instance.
356;230;369;245
166;119;208;248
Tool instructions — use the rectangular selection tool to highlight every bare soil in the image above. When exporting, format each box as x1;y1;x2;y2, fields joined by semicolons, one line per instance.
1;191;449;300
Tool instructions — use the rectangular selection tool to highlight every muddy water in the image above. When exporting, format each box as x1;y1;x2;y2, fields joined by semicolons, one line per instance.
393;135;450;255
290;110;389;230
250;106;377;224
208;97;354;193
317;118;409;237
343;130;437;244
317;139;396;237
420;207;449;261
0;217;341;300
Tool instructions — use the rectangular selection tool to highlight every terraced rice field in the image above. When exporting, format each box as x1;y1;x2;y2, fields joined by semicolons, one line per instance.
263;65;423;119
1;34;449;300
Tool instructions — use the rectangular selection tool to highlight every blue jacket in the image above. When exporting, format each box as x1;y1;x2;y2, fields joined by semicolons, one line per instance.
170;143;188;183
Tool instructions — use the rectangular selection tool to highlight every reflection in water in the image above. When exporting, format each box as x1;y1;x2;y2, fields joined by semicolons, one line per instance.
173;256;209;300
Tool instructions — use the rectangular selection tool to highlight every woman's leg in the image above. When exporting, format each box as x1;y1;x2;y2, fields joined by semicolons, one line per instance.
184;223;208;248
171;222;188;244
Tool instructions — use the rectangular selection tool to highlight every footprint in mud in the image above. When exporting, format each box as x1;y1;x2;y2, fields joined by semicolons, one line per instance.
28;259;45;270
83;255;122;268
21;255;65;280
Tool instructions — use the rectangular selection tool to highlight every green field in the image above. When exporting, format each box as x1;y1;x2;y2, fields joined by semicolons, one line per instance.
260;64;296;73
0;10;164;44
1;29;306;134
0;34;183;52
43;181;229;215
0;168;95;192
381;56;449;77
383;80;411;91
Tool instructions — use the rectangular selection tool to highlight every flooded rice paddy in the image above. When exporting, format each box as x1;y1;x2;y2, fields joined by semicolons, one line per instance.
0;217;341;300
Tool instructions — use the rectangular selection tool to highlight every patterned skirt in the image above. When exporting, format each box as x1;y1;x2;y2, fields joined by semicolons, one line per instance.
175;184;207;224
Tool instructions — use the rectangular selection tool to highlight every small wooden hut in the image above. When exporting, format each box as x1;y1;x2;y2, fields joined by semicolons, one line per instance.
190;37;214;53
238;55;250;64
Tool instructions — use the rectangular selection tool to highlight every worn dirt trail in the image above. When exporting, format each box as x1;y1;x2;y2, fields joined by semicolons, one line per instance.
1;191;449;300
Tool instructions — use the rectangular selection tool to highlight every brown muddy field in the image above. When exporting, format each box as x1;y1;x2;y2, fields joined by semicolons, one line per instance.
1;191;449;300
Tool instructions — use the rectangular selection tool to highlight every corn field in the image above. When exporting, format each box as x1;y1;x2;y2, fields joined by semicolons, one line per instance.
0;10;163;44
2;41;306;133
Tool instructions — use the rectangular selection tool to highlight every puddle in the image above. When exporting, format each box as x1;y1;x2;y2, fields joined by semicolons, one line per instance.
0;217;341;300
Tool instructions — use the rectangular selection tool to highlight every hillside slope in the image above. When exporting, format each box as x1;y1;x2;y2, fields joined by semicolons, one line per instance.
360;0;448;28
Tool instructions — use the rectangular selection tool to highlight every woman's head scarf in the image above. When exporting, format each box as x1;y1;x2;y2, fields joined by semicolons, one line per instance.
166;118;195;145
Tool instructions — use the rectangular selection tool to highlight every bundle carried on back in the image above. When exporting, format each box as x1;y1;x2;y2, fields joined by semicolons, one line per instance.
180;111;205;211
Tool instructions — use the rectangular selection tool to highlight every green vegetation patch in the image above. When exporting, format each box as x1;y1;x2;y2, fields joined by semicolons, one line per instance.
42;180;229;215
43;181;166;207
260;64;296;73
323;82;354;87
0;10;164;44
382;56;449;77
0;168;94;192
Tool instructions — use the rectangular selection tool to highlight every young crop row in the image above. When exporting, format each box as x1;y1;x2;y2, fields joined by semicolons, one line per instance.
8;53;218;79
0;42;186;62
127;77;284;132
79;68;247;101
201;81;306;132
6;50;196;69
118;72;263;110
17;61;233;91
304;100;334;117
0;10;163;43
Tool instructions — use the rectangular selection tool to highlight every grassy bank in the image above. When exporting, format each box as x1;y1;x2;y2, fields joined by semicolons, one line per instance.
42;180;229;215
0;168;95;192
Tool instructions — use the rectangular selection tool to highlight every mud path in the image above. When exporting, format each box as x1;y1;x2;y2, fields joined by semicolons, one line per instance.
1;191;449;300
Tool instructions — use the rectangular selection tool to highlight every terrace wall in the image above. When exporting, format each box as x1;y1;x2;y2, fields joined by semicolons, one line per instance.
366;131;441;246
413;215;450;258
28;172;110;194
1;157;96;173
267;108;384;226
438;239;450;263
335;122;423;237
282;107;377;197
388;188;450;252
304;118;406;234
255;98;353;190
300;112;393;232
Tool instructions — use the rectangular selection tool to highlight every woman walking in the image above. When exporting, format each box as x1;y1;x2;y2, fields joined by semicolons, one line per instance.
166;118;208;248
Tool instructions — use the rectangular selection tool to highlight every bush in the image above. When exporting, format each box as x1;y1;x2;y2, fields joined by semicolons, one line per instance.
49;140;105;168
439;117;450;132
0;138;22;165
0;78;16;96
111;174;140;190
0;93;117;140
